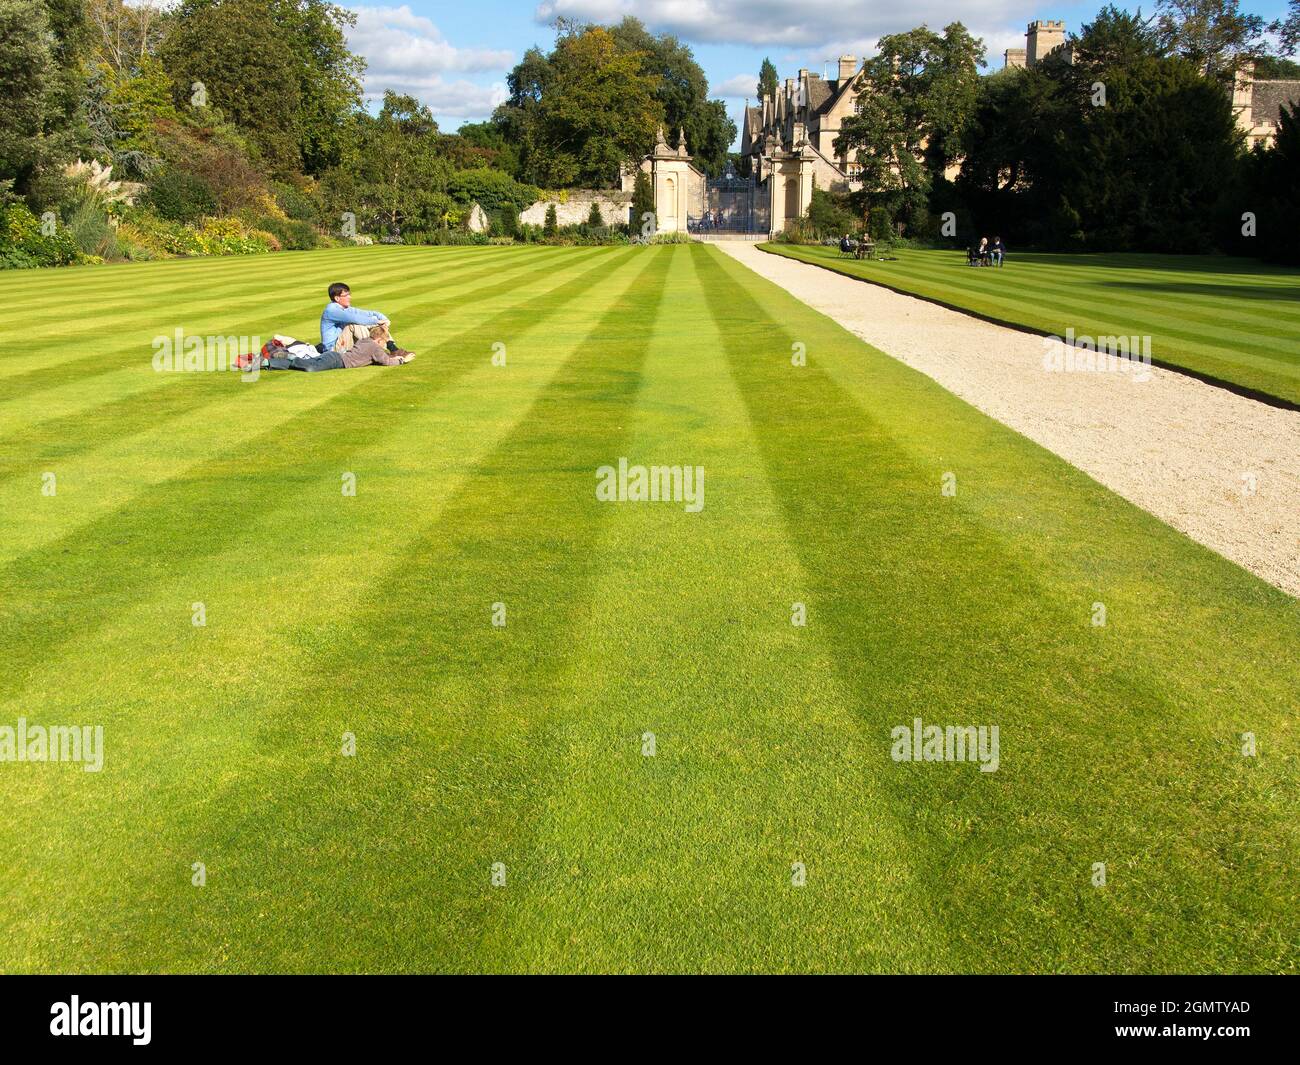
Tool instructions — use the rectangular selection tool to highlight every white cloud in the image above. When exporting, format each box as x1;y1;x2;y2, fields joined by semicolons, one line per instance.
711;74;759;98
534;0;1034;50
346;6;513;121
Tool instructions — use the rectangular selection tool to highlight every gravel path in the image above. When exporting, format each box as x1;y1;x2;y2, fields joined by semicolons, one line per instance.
718;241;1300;598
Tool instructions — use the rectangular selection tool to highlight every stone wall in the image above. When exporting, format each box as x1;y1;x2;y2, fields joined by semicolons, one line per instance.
520;190;633;228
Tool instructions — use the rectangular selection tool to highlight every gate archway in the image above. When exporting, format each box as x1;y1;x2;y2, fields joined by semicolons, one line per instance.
689;163;769;237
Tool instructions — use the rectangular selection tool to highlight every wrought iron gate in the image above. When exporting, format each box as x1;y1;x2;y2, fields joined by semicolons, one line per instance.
688;164;769;237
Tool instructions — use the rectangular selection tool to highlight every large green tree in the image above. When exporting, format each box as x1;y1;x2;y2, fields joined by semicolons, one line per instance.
954;6;1245;253
498;25;663;188
757;57;778;101
0;0;88;205
1154;0;1268;80
1236;102;1299;263
329;92;451;236
836;23;985;228
160;0;362;174
605;17;737;176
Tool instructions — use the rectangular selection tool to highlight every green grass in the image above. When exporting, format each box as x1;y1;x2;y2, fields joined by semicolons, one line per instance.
1;244;1297;973
762;244;1300;407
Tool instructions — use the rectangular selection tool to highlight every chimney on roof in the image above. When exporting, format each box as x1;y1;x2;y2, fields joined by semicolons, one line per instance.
838;55;857;81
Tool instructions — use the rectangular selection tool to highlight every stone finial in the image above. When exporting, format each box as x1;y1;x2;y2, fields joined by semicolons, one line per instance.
655;125;668;147
676;128;689;158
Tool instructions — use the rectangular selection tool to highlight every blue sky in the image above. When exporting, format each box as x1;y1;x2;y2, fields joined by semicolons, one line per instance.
345;1;1293;135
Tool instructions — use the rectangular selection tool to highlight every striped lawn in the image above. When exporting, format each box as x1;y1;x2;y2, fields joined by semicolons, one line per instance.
1;245;1297;973
762;244;1300;407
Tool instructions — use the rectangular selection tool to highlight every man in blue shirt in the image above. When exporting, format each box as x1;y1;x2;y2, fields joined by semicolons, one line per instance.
321;282;396;352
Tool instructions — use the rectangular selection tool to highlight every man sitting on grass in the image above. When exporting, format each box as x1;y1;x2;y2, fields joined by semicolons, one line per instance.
322;282;409;355
253;323;415;373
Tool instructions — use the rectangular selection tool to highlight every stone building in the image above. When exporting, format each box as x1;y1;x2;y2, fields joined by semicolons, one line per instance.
738;54;867;234
1232;64;1300;149
1004;20;1071;69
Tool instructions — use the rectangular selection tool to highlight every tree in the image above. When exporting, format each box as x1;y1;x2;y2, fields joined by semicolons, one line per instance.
500;26;664;187
587;201;603;227
1073;53;1242;251
606;18;736;176
446;168;538;214
631;169;654;235
0;0;87;206
954;66;1078;246
160;0;299;167
1154;0;1268;80
954;8;1245;253
1276;0;1300;56
335;92;451;237
836;23;985;231
500;200;518;238
1253;56;1300;78
758;58;779;102
160;0;363;174
1070;4;1163;70
98;54;179;165
543;203;557;237
86;0;166;76
455;121;521;175
1236;102;1300;263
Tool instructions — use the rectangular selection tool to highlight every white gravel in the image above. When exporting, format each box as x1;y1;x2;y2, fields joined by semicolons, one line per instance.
718;241;1300;598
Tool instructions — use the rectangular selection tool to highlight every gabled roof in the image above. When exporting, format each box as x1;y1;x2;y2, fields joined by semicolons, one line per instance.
1252;80;1300;125
806;79;833;113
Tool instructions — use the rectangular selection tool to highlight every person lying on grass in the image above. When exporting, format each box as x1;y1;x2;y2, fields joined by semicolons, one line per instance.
248;323;415;373
322;282;409;355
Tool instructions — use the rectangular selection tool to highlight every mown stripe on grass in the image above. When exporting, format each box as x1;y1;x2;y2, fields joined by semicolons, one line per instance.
485;242;957;972
0;246;585;533
8;245;511;321
0;247;577;474
0;246;566;399
0;247;669;972
4;247;677;972
762;245;1300;408
702;244;1300;971
0;248;630;703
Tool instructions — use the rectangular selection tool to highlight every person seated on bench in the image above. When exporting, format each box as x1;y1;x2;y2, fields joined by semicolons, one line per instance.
839;234;855;256
991;236;1005;267
977;236;991;266
967;246;981;266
